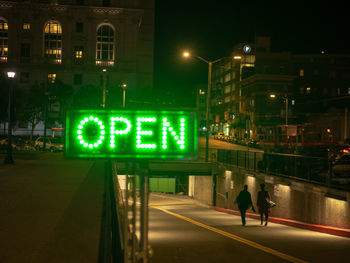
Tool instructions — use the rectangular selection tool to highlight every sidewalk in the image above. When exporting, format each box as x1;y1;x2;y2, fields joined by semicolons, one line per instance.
211;206;350;238
0;153;105;263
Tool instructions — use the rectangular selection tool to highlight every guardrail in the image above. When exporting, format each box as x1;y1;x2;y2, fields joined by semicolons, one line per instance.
217;149;350;190
111;161;151;263
111;161;125;262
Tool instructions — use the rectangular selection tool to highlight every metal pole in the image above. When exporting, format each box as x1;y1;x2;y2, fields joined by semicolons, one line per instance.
4;77;14;164
102;69;107;108
205;61;212;162
124;174;129;263
139;166;149;263
131;172;137;263
123;87;126;108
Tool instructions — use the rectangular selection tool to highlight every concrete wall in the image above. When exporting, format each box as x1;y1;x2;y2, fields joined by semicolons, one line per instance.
214;165;350;229
192;176;213;206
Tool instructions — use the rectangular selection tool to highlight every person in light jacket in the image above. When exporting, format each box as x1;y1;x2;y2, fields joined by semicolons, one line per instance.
257;183;271;226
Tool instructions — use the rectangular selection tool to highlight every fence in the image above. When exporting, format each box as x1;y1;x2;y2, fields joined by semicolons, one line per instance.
216;149;347;188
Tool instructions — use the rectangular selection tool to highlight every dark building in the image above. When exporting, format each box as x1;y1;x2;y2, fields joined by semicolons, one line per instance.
212;37;350;147
0;0;154;135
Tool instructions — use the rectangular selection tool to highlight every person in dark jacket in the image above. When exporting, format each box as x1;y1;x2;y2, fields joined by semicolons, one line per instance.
257;183;271;226
235;185;255;226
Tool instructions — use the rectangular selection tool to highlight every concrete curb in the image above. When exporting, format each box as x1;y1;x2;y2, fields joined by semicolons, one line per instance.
211;206;350;238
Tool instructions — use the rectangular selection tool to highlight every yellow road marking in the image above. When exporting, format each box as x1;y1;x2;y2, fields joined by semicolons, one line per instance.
151;205;308;263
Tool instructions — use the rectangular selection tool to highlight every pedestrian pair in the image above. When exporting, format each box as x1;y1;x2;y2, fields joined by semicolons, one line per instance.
235;184;271;226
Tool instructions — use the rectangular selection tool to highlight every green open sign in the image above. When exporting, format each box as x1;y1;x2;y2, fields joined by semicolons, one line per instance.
65;110;197;159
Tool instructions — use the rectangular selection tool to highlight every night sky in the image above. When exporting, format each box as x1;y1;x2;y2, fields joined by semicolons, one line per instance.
153;0;349;106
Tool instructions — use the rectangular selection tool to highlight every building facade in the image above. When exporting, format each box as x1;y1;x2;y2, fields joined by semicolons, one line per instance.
0;0;154;135
211;37;350;147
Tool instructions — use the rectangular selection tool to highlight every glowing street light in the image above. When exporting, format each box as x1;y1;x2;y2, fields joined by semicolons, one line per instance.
122;83;127;108
183;51;190;58
7;72;15;78
182;50;229;162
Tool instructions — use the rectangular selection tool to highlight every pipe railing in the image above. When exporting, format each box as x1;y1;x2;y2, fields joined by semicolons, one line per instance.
217;149;349;189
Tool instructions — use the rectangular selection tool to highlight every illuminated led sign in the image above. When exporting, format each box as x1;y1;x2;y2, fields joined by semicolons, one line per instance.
65;110;197;159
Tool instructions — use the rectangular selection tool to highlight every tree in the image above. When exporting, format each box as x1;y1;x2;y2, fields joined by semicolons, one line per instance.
21;83;46;143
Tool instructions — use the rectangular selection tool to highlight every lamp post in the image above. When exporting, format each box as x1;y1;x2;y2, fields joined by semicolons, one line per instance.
4;71;15;164
183;51;230;162
122;83;127;108
102;68;107;108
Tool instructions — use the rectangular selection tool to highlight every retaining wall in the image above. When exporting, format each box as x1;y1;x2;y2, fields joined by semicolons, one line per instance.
214;165;350;229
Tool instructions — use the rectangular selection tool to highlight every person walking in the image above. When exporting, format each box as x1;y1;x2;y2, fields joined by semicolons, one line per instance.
235;185;255;226
257;183;271;226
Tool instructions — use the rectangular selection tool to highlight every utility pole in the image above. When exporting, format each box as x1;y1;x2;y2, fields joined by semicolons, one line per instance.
205;61;212;162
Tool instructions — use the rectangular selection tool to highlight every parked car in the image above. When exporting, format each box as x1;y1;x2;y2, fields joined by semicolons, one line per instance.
0;138;16;150
0;137;33;151
34;137;64;152
332;154;350;178
214;132;224;140
227;136;236;144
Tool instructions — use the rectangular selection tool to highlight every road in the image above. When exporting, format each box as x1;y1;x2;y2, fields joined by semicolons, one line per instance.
203;137;263;152
148;193;350;263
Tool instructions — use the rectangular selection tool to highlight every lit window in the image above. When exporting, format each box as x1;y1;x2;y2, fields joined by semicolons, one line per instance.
75;50;83;59
0;19;8;62
224;86;231;94
96;24;115;66
44;21;62;63
299;69;304;77
306;87;311;94
23;23;30;30
74;46;84;60
48;73;56;84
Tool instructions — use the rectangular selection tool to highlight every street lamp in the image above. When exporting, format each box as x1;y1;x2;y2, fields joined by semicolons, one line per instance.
4;71;15;164
182;51;229;162
122;83;127;108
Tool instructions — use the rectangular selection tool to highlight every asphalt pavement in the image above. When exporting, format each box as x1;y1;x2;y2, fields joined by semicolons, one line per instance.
0;153;105;263
148;193;350;263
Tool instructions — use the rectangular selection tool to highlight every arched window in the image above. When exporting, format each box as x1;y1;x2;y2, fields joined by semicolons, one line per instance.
96;24;115;66
44;21;62;63
0;18;8;62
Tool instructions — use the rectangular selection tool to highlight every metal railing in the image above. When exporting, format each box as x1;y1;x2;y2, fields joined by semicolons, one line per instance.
217;149;350;189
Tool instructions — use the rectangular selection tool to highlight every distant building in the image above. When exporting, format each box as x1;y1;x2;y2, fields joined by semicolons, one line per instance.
212;36;350;147
0;0;154;136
